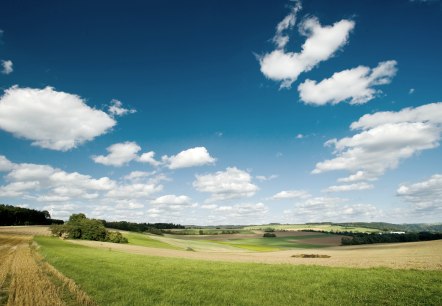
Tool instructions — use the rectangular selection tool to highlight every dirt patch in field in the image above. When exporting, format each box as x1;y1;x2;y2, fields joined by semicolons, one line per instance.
68;239;442;271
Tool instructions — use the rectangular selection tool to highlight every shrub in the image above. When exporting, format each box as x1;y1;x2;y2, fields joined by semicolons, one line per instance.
263;233;276;238
106;231;128;243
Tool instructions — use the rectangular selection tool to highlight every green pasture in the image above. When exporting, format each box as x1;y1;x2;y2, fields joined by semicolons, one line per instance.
35;236;442;306
210;234;329;251
122;231;181;250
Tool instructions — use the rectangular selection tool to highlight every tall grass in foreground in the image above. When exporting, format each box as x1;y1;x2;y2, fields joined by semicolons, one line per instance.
35;236;442;306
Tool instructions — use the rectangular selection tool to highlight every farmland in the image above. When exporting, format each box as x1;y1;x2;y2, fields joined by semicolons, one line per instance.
1;226;442;305
35;236;442;305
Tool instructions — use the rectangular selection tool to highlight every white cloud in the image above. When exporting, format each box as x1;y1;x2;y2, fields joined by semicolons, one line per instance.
272;0;302;49
0;86;115;151
259;14;355;88
409;88;415;94
323;182;374;193
255;174;278;181
397;174;442;214
193;167;258;201
298;61;397;105
107;99;136;117
148;194;197;219
92;141;141;167
350;102;442;130
0;155;14;172
1;60;13;75
202;202;269;223
0;156;169;221
286;196;382;223
137;151;161;167
123;171;151;182
151;194;195;206
271;190;311;200
296;134;304;139
106;183;162;199
163;147;216;169
337;171;377;183
313;103;442;181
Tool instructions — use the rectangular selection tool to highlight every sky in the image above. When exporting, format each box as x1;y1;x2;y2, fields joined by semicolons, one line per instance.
0;0;441;225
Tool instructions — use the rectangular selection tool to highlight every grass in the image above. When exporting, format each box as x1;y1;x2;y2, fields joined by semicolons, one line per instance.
35;236;442;306
209;234;331;251
122;232;181;250
244;224;380;233
211;236;327;251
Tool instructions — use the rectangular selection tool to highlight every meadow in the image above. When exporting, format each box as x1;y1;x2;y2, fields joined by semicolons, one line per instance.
244;224;380;233
34;236;442;306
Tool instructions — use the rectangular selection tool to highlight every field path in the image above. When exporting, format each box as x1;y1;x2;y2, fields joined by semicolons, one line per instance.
67;239;442;270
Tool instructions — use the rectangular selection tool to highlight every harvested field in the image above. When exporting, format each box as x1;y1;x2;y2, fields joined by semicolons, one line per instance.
0;234;95;305
0;226;51;236
67;238;442;270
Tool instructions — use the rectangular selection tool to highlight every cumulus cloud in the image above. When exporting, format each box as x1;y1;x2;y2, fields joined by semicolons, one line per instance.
1;60;13;75
163;147;216;169
259;9;355;88
285;196;382;223
271;190;311;200
0;86;115;151
313;103;442;181
202;202;269;223
193;167;259;201
107;99;136;117
123;171;152;182
0;155;14;172
298;61;397;105
92;141;141;167
137;151;161;167
397;174;442;214
323;182;374;193
0;156;164;220
148;194;197;219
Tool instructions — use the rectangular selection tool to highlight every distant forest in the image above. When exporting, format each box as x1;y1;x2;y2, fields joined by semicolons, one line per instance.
341;231;442;245
103;220;185;232
0;204;63;226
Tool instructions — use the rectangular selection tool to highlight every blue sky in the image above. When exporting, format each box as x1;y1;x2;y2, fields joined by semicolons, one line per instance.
0;0;441;224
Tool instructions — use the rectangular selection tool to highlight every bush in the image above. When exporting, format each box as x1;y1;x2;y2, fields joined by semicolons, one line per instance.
263;233;276;238
50;213;127;243
264;228;275;232
106;231;128;243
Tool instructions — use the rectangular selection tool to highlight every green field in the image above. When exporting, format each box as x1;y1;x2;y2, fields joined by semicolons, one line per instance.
210;234;329;251
123;231;182;250
244;224;380;233
35;236;442;305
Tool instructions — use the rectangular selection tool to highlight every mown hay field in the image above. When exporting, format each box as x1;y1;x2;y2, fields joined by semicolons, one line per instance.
0;233;95;306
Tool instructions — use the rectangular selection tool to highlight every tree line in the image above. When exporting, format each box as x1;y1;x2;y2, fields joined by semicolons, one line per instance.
341;231;442;245
103;220;184;232
0;204;63;226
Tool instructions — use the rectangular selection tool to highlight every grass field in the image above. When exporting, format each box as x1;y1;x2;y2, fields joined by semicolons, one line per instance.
122;232;182;250
244;224;380;233
210;234;330;251
35;236;442;306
